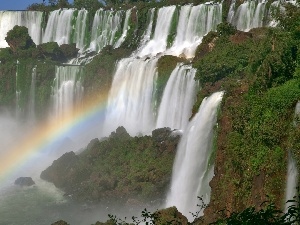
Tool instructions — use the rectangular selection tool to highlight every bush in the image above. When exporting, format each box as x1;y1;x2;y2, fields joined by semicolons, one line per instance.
5;25;36;55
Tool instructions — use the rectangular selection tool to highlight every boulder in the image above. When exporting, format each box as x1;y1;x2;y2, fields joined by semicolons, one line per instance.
154;206;188;225
14;177;35;186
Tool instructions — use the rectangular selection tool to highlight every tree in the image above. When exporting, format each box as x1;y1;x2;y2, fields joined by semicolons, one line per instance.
5;25;36;55
48;0;70;8
73;0;103;10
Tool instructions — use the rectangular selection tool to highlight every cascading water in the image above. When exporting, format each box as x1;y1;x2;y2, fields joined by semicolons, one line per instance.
89;9;123;52
103;6;176;136
28;66;37;121
156;64;198;130
137;6;176;57
285;151;298;212
0;11;43;48
114;9;132;48
104;58;158;136
43;9;75;46
137;8;155;50
15;60;21;119
167;3;222;58
227;0;236;23
51;66;84;122
229;0;268;31
165;92;223;221
104;3;222;136
285;101;300;212
73;9;88;51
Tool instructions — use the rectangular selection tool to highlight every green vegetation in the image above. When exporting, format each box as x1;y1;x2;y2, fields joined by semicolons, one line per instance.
5;25;36;57
41;127;180;203
190;1;300;220
1;0;300;224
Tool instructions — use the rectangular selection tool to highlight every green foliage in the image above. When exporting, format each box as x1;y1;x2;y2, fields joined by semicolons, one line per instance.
271;1;300;35
212;193;300;225
35;42;63;60
5;26;36;55
59;43;79;59
0;48;14;64
73;0;103;11
216;22;237;37
41;127;179;203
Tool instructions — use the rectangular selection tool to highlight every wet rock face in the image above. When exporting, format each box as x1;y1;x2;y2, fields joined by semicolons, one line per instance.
40;151;79;190
14;177;35;186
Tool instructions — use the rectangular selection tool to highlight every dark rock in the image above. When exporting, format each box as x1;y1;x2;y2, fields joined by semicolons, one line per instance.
14;177;35;186
86;138;100;150
109;126;130;140
40;151;79;189
152;127;171;142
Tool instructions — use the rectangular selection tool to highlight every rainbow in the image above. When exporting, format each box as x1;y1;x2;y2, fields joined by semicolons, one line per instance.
0;90;109;184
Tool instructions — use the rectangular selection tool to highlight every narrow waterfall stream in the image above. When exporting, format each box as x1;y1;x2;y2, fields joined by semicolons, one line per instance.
165;92;223;220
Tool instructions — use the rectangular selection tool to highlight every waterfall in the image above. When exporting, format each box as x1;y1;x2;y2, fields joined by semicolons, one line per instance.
285;151;298;212
138;8;155;49
230;0;268;31
165;92;223;221
285;101;300;212
89;9;123;52
15;61;21;119
104;4;223;136
103;58;158;136
28;66;37;121
73;9;88;51
42;9;75;46
137;6;176;57
51;66;83;122
227;0;236;23
103;6;177;136
114;9;132;48
156;64;198;130
0;11;43;48
167;3;222;58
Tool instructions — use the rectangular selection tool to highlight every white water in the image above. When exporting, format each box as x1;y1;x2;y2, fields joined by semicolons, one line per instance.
104;58;158;136
156;64;198;130
285;101;300;212
51;66;83;121
0;11;43;48
137;8;155;50
104;4;222;136
15;61;21;119
285;151;298;212
227;0;236;23
73;9;88;51
114;9;132;48
137;6;176;57
89;9;123;52
167;3;222;58
28;66;37;121
103;6;177;136
230;0;267;31
166;92;223;221
43;9;75;46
